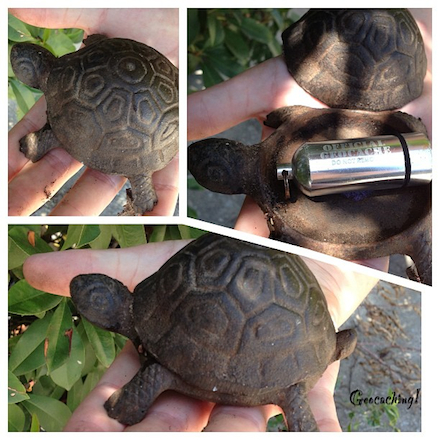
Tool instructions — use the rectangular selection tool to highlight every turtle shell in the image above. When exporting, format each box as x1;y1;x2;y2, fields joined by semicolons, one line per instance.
132;233;337;393
44;36;178;174
282;9;427;111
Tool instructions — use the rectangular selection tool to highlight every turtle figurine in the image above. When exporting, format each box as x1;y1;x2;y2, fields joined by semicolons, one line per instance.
70;233;357;431
10;34;179;215
188;107;432;284
188;9;431;284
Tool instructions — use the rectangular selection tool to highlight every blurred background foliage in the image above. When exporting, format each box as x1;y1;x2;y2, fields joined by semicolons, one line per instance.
8;225;205;432
8;13;84;121
188;8;300;91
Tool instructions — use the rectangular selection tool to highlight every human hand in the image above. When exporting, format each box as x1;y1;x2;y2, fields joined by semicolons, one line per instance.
23;237;379;431
187;9;431;257
8;8;179;216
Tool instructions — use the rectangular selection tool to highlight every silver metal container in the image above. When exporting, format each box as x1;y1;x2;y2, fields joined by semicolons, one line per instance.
277;133;431;197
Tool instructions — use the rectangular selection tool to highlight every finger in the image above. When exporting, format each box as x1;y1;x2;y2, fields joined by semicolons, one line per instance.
8;97;47;181
64;342;140;432
8;148;83;216
234;196;270;237
204;404;280;432
145;155;179;217
125;392;213;432
308;362;342;432
23;240;190;296
49;169;126;216
302;257;381;328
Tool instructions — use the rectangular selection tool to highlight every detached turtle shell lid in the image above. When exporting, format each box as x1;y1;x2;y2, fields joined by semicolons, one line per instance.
282;9;427;111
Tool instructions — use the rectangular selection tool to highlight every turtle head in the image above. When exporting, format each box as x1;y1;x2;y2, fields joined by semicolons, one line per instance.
188;138;257;195
70;274;137;340
10;43;56;92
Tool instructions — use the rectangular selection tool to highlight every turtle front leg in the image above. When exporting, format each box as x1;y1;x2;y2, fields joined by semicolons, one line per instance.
121;173;157;216
105;361;178;426
19;123;59;162
280;383;318;432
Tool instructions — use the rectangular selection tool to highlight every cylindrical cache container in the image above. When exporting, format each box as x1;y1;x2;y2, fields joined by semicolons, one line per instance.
276;133;431;197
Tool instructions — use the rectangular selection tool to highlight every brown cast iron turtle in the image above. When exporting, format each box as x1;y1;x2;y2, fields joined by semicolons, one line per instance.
10;34;179;215
188;107;431;285
188;9;431;283
70;233;357;431
282;9;427;111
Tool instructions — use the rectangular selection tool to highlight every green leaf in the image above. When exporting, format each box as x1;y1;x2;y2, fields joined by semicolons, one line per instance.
8;371;29;404
8;79;41;116
82;366;106;400
21;394;71;432
178;225;206;240
61;225;101;250
50;326;85;390
240;17;274;44
204;46;245;79
30;413;41;432
45;299;74;373
187;176;204;190
8;14;35;42
111;225;147;248
65;28;84;45
188;9;201;46
76;321;99;376
267;38;282;57
88;225;113;249
207;13;225;46
82;319;115;368
9;313;52;375
148;225;167;242
45;30;76;57
9;343;45;378
8;280;63;316
8;226;52;270
201;59;224;88
8;403;26;432
66;379;84;413
224;28;250;62
187;206;198;219
188;53;201;74
32;375;65;400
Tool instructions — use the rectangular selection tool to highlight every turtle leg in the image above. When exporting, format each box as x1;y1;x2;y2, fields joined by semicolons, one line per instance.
105;360;178;426
121;173;157;216
280;383;318;432
19;123;59;162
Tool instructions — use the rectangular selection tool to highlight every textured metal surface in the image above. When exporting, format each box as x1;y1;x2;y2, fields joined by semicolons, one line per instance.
282;9;427;110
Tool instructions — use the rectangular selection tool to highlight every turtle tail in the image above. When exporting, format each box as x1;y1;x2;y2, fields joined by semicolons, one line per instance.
331;328;357;363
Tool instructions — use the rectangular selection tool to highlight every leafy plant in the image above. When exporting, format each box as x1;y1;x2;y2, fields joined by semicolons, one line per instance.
8;13;84;121
8;224;205;432
188;8;299;89
346;389;401;432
